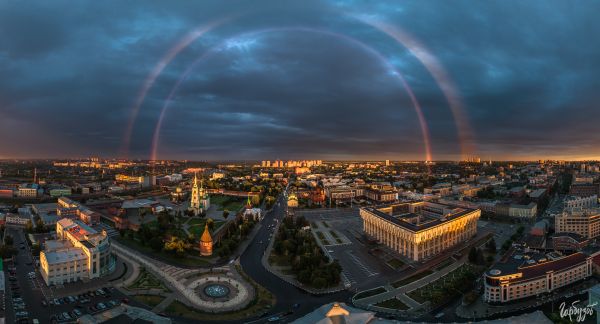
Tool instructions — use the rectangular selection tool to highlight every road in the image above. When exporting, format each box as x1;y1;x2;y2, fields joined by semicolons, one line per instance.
239;191;352;323
3;226;149;324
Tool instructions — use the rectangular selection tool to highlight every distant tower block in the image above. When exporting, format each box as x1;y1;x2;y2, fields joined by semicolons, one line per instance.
200;224;213;256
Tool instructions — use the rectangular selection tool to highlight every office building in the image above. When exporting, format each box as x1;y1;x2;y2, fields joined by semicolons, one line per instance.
484;252;592;303
360;202;480;261
555;208;600;239
40;218;114;286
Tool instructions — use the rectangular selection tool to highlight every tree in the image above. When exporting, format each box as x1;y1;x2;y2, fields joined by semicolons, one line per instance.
25;220;34;233
206;218;215;231
164;237;191;257
486;238;497;253
149;237;163;252
138;224;154;244
468;247;478;263
222;209;230;220
476;248;485;265
31;243;41;256
35;218;48;233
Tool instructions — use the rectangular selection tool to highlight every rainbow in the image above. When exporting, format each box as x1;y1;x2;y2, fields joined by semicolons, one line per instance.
124;13;474;161
120;16;236;156
149;27;432;162
354;15;475;159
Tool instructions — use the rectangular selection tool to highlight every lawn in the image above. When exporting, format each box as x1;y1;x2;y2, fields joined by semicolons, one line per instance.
211;195;245;212
115;236;211;267
133;294;165;308
329;230;343;244
187;219;226;237
406;264;480;307
374;298;410;310
386;258;405;270
354;287;386;300
391;270;433;288
186;218;205;226
127;268;170;292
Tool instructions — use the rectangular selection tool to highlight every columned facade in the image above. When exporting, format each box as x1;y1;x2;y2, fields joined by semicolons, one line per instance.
360;204;480;261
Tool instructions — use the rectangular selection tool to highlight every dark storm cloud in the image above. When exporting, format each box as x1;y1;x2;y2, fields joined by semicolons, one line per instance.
0;0;599;160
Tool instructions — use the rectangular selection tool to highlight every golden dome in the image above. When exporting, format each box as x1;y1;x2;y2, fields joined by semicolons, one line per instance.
200;224;212;243
325;302;350;317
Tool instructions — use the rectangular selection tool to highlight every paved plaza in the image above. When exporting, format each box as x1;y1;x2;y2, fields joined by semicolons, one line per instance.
296;208;399;290
112;240;255;313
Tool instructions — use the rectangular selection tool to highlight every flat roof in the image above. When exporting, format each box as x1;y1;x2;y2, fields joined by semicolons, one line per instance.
487;252;588;284
362;203;477;232
43;247;87;265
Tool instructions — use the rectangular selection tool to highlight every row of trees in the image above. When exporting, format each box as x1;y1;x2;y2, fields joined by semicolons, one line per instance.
120;211;196;257
272;216;342;289
215;217;256;257
468;238;497;266
25;218;50;234
0;232;16;258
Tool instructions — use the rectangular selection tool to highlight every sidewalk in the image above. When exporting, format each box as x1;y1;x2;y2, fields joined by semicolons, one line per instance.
354;259;465;307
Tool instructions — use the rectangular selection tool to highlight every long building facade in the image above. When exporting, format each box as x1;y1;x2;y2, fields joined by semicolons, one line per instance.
484;252;593;303
360;202;480;261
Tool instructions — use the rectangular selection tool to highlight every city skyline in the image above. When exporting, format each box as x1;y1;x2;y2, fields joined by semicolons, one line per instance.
2;1;600;161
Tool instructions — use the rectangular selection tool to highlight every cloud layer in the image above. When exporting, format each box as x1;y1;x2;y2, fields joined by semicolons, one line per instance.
1;1;599;160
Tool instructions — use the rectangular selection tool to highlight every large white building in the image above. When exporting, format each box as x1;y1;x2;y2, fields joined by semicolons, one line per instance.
40;218;114;286
360;202;480;261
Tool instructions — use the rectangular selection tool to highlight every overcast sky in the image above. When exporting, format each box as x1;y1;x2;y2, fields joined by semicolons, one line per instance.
1;1;599;161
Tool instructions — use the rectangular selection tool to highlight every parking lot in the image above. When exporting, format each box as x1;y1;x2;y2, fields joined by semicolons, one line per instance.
3;226;149;323
296;209;399;291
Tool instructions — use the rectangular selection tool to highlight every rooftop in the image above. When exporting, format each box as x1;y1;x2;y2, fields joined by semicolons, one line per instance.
121;199;158;209
486;251;589;284
43;247;87;265
362;202;478;232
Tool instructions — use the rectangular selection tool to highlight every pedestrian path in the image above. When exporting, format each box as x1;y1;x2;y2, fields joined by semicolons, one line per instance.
111;241;255;312
152;294;175;313
355;259;465;307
